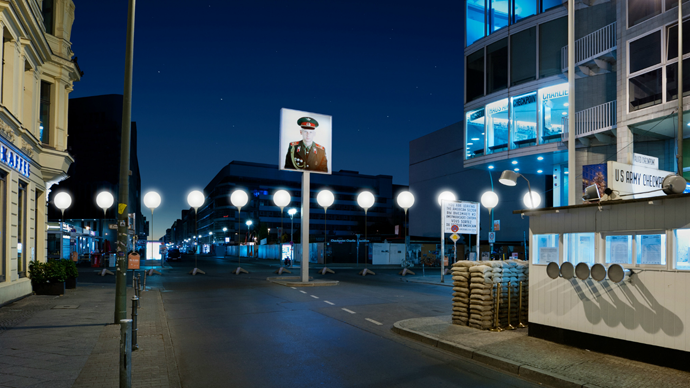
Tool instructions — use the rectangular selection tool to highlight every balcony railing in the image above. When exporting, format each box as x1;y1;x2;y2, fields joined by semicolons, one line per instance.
561;100;617;141
561;22;616;73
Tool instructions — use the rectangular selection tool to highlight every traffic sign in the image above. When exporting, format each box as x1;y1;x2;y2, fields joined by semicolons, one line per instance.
450;233;460;242
451;224;459;233
488;232;496;244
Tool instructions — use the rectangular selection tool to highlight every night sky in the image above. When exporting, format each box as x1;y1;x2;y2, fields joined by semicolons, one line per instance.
69;0;465;239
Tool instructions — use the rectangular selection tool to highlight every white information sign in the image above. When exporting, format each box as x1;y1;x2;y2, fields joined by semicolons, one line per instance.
608;236;630;264
607;161;674;199
640;235;662;265
633;153;659;169
539;247;558;265
443;201;479;235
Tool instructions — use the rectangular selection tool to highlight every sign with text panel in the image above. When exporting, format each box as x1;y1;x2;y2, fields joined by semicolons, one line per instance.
443;201;479;235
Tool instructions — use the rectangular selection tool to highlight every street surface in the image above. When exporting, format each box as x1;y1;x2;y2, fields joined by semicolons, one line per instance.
145;255;539;388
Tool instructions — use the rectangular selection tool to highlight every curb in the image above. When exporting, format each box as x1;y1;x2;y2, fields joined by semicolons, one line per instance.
266;276;339;287
400;278;454;288
392;321;591;388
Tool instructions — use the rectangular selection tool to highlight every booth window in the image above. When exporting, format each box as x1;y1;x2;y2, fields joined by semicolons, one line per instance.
675;229;690;270
467;0;486;47
487;38;508;94
467;49;485;102
564;233;595;265
466;108;486;159
486;98;509;154
533;233;559;265
539;17;567;78
511;27;536;86
538;83;568;144
510;91;537;148
635;233;666;266
605;235;633;265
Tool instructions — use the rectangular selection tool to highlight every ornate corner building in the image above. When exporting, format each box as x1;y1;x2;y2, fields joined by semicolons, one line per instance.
0;0;81;305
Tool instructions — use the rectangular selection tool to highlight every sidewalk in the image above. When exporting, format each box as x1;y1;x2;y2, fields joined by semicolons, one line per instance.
393;315;690;388
0;269;180;388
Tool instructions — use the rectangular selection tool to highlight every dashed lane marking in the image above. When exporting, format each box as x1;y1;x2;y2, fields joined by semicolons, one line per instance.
291;287;297;290
324;301;335;305
300;291;307;294
342;308;356;314
365;318;383;326
311;295;319;299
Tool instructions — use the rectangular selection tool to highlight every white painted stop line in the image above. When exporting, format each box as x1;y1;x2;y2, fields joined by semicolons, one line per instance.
366;318;383;326
342;308;356;314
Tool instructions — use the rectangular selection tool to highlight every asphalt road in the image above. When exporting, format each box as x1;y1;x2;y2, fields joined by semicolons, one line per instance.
147;256;540;388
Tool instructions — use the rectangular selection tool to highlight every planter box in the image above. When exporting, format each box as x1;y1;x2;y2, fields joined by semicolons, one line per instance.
33;282;65;295
65;277;77;289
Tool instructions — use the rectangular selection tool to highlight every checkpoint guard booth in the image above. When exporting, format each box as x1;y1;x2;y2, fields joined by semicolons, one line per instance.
522;192;690;370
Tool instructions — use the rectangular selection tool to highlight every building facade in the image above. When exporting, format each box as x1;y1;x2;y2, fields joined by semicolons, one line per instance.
0;0;81;305
169;161;407;249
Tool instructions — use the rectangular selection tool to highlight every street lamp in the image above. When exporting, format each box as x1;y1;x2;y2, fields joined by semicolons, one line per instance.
96;191;115;276
357;191;375;276
481;191;499;259
231;189;249;274
54;192;71;261
396;191;415;276
288;208;297;243
143;191;161;262
499;170;536;209
187;190;205;275
317;189;335;275
273;190;291;272
437;191;457;281
223;227;228;243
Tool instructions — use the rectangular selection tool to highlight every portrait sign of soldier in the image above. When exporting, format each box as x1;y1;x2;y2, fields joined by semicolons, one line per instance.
279;108;332;174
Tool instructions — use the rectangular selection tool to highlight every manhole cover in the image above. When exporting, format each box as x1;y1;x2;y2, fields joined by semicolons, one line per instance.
52;305;79;309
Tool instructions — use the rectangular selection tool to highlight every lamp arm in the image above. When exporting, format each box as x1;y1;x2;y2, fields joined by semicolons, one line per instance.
520;174;534;209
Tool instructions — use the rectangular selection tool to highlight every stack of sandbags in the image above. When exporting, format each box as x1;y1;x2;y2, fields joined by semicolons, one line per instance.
498;260;524;326
450;261;474;326
512;260;529;323
468;264;495;330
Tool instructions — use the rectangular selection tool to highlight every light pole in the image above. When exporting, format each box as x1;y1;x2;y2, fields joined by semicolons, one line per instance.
246;220;253;260
357;191;375;276
143;191;161;262
96;191;115;276
481;191;499;260
438;190;456;282
231;189;249;274
288;208;297;242
222;227;228;256
396;191;415;276
54;192;72;261
208;232;213;249
317;190;335;275
273;190;291;273
187;190;205;275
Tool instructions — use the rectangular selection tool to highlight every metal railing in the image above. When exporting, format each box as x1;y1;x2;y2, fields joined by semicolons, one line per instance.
561;22;617;72
562;100;617;141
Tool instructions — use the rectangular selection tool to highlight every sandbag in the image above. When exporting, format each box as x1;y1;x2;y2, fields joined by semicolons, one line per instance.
469;265;491;273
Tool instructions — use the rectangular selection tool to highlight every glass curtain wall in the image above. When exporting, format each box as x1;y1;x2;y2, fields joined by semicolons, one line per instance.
511;92;537;148
467;0;486;46
489;0;510;33
513;0;537;23
486;99;509;154
487;39;508;94
466;108;486;159
467;49;485;102
539;17;567;78
511;27;536;86
538;83;568;143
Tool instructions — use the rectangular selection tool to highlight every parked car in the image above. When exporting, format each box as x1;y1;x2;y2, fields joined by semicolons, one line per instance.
167;248;181;261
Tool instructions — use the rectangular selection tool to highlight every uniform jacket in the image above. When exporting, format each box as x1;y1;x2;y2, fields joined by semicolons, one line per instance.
284;140;328;172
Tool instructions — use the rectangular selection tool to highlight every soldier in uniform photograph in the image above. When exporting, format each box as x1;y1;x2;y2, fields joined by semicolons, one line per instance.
284;117;329;172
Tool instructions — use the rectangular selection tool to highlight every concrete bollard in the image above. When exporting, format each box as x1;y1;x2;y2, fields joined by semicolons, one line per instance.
120;319;132;388
131;297;139;351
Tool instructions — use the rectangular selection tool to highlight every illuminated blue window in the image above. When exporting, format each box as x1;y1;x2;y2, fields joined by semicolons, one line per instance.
467;0;486;46
489;0;510;33
466;108;485;159
486;99;509;154
513;0;536;23
510;92;537;149
538;83;568;144
541;0;561;12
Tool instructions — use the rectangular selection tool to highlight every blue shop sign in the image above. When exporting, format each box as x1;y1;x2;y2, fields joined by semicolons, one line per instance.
0;142;30;177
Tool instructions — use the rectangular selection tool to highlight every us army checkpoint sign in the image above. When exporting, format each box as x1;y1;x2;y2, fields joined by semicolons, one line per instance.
444;201;479;235
279;108;333;175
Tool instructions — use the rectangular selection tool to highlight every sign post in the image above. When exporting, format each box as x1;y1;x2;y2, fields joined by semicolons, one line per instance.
443;200;480;275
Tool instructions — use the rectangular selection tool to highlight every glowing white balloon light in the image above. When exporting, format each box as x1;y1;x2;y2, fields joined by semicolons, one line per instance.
96;191;114;210
396;191;415;211
317;190;335;208
273;190;291;208
480;191;499;210
187;190;205;209
357;191;375;210
143;191;162;210
523;191;542;209
231;190;248;208
54;192;72;211
437;191;456;206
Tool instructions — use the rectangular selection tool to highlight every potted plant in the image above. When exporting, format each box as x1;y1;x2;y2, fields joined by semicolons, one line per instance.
29;260;66;295
63;259;78;289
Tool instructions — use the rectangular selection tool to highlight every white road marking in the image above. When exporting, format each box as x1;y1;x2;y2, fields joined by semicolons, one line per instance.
324;301;335;305
311;295;319;299
300;291;307;294
342;308;356;314
366;318;383;326
291;287;297;290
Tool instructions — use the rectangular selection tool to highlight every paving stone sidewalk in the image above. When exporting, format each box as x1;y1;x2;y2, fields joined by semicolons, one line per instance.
0;271;179;388
394;315;690;388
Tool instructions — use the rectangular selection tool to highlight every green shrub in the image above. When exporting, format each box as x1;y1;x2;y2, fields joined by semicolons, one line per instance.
29;260;67;285
62;259;78;278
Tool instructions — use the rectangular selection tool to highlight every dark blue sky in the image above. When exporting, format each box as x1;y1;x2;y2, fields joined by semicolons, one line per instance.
70;0;465;238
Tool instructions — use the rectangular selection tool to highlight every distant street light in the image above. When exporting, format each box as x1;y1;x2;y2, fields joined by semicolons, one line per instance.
187;190;205;275
96;191;115;276
437;191;456;206
317;190;335;275
396;191;415;276
273;190;291;248
288;208;297;243
143;191;162;262
54;192;71;261
357;191;375;276
231;190;249;274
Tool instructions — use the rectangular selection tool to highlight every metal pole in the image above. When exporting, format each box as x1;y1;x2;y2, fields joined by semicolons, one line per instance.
237;208;241;266
116;0;136;324
364;210;367;270
301;172;310;282
150;208;153;261
194;210;198;269
506;281;515;330
131;297;139;351
324;208;327;266
119;319;132;388
567;0;576;205
679;0;684;177
440;200;445;283
136;274;141;308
